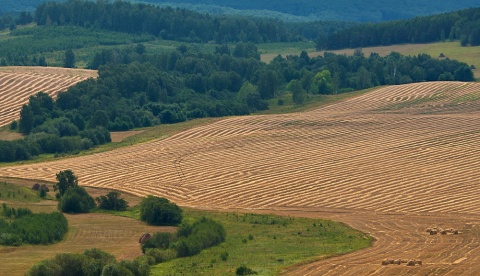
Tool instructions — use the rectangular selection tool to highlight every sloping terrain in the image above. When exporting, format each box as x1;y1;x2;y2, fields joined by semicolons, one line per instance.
0;66;97;128
2;81;480;274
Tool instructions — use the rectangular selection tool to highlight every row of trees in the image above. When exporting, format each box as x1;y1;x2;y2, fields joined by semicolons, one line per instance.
319;7;480;49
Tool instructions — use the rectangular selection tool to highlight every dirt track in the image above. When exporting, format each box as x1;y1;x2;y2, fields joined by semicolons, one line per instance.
2;81;480;275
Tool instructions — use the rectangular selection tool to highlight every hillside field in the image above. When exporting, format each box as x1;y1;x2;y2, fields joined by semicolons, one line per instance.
1;80;480;274
0;66;97;128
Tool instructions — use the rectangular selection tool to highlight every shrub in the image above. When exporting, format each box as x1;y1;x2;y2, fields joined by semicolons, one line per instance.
58;186;95;213
141;232;175;253
236;265;258;275
175;216;226;257
96;191;128;211
27;249;117;276
145;248;177;263
139;195;182;226
39;186;47;198
220;251;229;261
141;217;226;260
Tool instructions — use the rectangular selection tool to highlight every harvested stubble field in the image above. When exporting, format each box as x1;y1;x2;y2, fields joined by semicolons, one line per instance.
2;81;480;274
0;66;97;128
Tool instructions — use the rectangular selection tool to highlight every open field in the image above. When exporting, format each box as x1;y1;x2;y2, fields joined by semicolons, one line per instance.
2;81;480;274
0;66;97;128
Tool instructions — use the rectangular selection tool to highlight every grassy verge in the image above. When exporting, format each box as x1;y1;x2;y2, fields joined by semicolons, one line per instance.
150;209;372;275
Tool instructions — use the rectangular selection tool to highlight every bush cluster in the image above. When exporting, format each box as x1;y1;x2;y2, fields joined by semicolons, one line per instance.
58;186;96;213
27;248;151;276
142;216;226;258
139;196;183;226
0;205;68;246
96;191;128;211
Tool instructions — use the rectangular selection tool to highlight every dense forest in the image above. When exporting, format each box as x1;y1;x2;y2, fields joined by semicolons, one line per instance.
320;7;480;49
2;0;479;22
32;0;356;44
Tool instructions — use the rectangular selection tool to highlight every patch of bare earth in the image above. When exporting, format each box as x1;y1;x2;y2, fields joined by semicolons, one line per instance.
2;81;480;274
110;130;145;143
0;131;23;141
0;66;97;127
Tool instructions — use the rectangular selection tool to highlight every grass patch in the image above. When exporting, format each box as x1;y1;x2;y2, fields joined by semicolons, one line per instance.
258;41;316;63
149;209;372;275
259;87;376;115
452;90;480;104
0;181;42;203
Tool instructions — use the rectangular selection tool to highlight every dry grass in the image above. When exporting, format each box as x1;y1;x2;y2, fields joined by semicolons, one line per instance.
0;131;23;141
0;66;97;127
110;130;145;143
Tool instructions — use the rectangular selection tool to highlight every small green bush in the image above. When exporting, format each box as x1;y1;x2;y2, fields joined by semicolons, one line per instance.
58;186;95;213
139;195;182;226
220;251;229;262
236;265;258;275
96;191;128;211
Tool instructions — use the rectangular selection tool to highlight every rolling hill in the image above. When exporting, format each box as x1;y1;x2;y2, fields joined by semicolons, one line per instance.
2;81;480;274
2;0;480;22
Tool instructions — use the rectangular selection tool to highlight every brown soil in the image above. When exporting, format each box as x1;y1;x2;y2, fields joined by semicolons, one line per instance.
2;81;480;275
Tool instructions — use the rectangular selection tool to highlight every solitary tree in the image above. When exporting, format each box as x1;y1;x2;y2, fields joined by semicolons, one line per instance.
54;170;78;196
64;50;76;68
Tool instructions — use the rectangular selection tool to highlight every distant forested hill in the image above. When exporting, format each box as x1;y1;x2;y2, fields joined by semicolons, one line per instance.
2;0;480;22
138;0;480;22
319;7;480;49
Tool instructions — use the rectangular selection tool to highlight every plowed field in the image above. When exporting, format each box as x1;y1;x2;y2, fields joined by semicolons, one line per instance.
2;81;480;275
0;66;97;127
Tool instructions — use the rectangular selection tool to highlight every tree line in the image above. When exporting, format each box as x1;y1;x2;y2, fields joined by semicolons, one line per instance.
32;0;356;44
319;7;480;50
